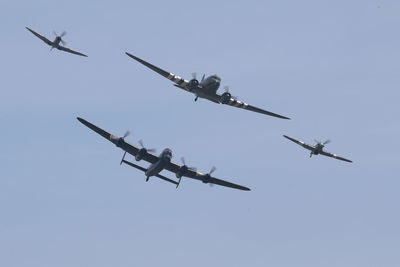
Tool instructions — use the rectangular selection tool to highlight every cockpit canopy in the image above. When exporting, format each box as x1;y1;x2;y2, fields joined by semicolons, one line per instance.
211;75;221;81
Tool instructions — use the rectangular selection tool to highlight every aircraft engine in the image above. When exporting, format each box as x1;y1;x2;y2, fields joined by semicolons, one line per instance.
135;148;147;161
220;92;232;104
188;79;199;91
202;174;211;183
176;165;188;178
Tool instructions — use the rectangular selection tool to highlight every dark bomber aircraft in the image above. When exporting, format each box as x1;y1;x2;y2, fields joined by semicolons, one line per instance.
26;27;87;57
283;135;353;163
125;52;290;120
77;117;250;191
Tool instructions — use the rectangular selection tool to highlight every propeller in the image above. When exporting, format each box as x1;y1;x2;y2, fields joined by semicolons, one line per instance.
207;166;216;187
224;86;238;100
323;139;331;145
112;130;131;147
315;139;330;146
122;130;130;139
209;166;216;175
180;157;197;172
201;166;217;186
191;72;206;82
138;139;156;153
53;31;67;45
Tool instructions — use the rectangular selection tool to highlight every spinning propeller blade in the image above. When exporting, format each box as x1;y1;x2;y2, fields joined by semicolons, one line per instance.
138;139;156;153
122;130;130;139
180;157;197;172
209;166;216;175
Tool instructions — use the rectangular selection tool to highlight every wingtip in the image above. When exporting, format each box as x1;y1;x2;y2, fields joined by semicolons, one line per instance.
77;117;85;123
125;51;135;59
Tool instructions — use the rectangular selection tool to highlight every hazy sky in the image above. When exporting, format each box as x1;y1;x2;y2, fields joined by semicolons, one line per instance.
1;1;400;266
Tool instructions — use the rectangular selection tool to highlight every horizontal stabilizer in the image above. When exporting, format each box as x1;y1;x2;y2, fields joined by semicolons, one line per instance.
121;159;179;186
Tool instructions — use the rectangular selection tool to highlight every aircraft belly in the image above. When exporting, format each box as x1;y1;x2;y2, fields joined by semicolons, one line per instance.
195;88;220;103
146;160;167;177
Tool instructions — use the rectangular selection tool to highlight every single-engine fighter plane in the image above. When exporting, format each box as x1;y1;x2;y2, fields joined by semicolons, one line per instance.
125;52;290;120
77;117;250;191
26;27;87;57
283;135;353;163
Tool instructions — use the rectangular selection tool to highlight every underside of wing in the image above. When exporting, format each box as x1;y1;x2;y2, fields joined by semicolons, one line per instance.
125;52;189;90
58;45;87;57
26;27;53;46
77;117;141;158
221;96;290;119
205;176;250;191
164;162;249;190
283;135;315;151
77;117;114;141
320;151;353;163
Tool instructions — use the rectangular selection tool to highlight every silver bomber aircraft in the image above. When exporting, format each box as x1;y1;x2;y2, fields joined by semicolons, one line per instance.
125;52;290;120
283;135;353;163
26;27;87;57
78;117;250;191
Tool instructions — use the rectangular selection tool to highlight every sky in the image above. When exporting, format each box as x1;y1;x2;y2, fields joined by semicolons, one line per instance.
1;0;400;266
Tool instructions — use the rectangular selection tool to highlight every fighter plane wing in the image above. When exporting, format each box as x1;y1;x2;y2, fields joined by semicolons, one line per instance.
77;117;158;163
221;96;290;119
283;135;315;151
26;27;53;46
319;150;353;163
58;45;88;57
164;161;250;191
125;52;191;91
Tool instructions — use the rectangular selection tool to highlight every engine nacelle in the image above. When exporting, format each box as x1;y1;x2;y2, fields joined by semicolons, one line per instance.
135;148;147;161
219;92;231;104
187;79;199;91
202;174;211;184
176;165;188;179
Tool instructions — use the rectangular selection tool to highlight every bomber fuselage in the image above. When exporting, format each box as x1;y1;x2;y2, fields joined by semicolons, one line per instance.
145;148;172;178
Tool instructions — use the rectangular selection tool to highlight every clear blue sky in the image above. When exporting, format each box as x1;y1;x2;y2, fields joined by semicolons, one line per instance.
1;0;399;266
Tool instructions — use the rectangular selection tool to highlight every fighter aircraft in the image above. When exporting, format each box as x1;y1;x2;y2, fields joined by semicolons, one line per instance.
77;117;250;191
125;52;290;120
283;135;352;163
26;27;87;57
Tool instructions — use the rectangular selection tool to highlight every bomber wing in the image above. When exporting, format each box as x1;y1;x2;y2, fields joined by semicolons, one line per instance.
125;52;191;91
77;117;158;164
26;27;53;46
77;117;250;190
320;150;353;163
58;45;88;57
221;96;290;119
283;135;315;151
164;161;250;191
